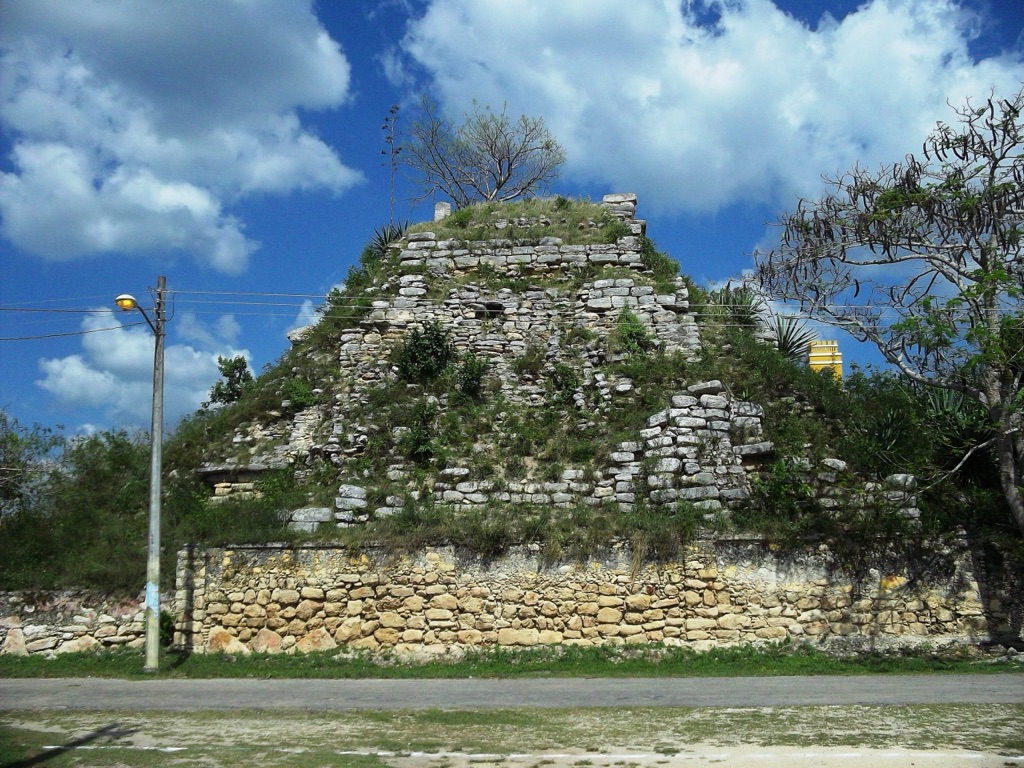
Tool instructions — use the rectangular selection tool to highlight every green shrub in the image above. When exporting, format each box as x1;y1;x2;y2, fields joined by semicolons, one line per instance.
399;398;440;465
456;353;489;401
395;321;456;383
613;308;652;356
548;362;581;405
281;378;315;408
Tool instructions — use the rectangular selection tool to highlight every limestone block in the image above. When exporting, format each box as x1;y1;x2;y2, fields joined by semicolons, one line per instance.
700;394;730;409
295;600;321;621
207;627;249;655
53;635;97;655
334;617;363;643
687;380;724;395
274;589;300;606
596;607;622;624
374;627;401;645
296;627;337;653
497;628;539;646
1;628;28;656
379;611;405;629
625;594;652;610
717;613;751;630
251;628;284;654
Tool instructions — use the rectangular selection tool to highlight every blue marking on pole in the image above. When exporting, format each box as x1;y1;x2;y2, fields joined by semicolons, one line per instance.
146;581;159;611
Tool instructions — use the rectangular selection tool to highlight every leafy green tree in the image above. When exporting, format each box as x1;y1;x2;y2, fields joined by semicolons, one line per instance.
756;86;1024;536
206;355;254;406
402;98;566;207
0;428;150;590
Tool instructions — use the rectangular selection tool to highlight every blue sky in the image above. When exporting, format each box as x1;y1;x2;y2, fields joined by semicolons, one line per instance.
1;0;1023;434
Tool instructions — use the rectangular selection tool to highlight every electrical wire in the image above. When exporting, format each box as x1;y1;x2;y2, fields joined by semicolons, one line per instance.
0;321;147;342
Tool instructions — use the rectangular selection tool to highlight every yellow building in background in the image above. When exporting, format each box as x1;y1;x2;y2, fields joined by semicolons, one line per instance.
808;340;843;378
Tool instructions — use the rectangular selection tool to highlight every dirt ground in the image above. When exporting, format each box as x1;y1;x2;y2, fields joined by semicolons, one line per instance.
3;706;1023;767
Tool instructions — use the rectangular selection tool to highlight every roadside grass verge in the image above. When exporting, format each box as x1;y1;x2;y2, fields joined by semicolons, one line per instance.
1;641;1019;680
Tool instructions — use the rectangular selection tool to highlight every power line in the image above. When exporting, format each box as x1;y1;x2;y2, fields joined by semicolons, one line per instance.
0;322;147;342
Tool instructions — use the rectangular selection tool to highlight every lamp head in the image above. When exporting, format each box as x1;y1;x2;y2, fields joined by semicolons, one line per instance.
115;293;138;311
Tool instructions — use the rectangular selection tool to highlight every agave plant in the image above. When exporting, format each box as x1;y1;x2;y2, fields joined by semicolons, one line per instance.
767;314;817;363
369;220;409;261
707;281;765;327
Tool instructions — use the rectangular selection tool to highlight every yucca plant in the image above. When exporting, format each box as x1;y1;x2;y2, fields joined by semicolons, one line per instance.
370;220;409;260
767;314;817;363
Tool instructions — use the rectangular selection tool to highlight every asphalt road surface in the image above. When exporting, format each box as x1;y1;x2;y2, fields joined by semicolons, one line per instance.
2;674;1022;711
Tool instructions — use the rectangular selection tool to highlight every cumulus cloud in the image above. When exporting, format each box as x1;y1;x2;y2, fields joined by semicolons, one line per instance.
0;0;362;272
399;0;1023;213
36;309;249;426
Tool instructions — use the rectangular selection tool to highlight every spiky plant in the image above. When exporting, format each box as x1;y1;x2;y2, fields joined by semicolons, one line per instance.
767;314;817;363
369;220;409;261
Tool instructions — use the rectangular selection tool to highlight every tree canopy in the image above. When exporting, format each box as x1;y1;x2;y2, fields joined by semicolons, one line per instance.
205;355;254;407
401;99;566;207
756;84;1024;536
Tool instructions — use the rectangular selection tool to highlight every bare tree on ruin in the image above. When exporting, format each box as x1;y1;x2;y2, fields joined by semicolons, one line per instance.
401;97;566;208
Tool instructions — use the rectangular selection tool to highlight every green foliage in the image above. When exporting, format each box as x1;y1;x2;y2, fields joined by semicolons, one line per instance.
455;353;489;401
638;236;679;287
446;205;475;229
621;502;704;565
613;308;652;356
767;315;817;363
281;377;315;408
547;362;581;405
399;398;440;465
408;196;622;246
369;220;409;260
706;281;764;328
394;321;456;384
205;355;254;407
602;219;632;243
0;429;150;590
757;86;1024;537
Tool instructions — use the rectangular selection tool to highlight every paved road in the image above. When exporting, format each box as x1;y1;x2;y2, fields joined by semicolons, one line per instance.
2;674;1022;710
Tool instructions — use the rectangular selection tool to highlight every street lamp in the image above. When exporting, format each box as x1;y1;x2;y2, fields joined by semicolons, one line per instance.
115;276;167;673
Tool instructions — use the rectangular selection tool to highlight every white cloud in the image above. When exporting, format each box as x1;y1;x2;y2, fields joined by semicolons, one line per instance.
288;299;318;333
36;309;249;426
0;0;362;272
399;0;1024;213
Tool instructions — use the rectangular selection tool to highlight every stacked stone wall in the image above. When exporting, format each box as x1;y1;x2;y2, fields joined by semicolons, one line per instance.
171;541;1018;657
0;591;152;656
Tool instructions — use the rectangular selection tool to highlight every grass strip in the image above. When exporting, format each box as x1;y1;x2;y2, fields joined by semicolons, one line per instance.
1;641;1019;680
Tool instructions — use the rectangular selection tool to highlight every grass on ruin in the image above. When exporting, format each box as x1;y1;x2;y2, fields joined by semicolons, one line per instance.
405;195;626;245
0;641;1017;680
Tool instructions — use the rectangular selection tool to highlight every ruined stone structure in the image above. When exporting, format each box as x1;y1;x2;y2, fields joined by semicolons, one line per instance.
201;194;918;530
3;195;1021;660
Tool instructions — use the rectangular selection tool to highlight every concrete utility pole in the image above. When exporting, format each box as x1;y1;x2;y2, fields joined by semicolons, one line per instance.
115;276;166;672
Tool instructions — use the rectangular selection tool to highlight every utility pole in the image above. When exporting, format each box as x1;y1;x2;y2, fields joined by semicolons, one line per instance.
115;275;166;672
